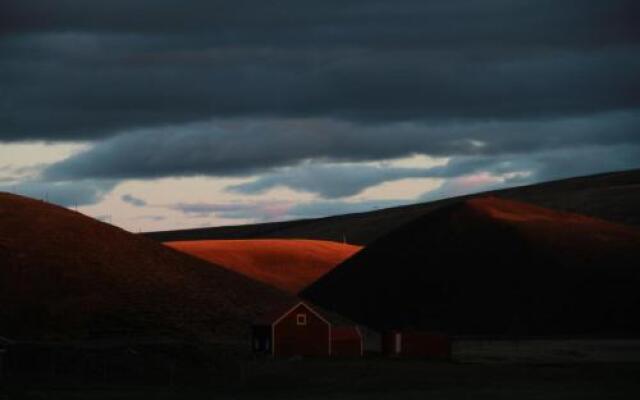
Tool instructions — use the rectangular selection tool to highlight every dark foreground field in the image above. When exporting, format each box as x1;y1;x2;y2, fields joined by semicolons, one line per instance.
3;359;640;400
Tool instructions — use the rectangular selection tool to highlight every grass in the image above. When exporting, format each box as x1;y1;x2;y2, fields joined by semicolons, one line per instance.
3;358;640;399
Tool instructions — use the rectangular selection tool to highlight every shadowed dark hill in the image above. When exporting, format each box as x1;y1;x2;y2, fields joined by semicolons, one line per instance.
0;192;292;341
144;169;640;245
301;197;640;337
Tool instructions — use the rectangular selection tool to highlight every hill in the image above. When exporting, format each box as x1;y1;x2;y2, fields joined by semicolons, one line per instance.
144;169;640;245
301;197;640;337
164;239;361;294
0;193;292;341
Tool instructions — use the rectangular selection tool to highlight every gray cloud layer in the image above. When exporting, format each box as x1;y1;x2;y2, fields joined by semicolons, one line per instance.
229;163;432;198
1;1;639;141
166;198;406;223
43;112;640;180
121;193;147;207
229;144;640;199
0;179;116;207
2;1;639;214
3;1;636;40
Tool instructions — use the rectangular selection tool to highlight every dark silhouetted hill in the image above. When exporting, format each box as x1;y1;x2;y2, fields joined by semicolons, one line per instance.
301;197;640;337
0;193;292;341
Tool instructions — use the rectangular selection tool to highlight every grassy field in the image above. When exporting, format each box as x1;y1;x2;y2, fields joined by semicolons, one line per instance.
3;358;640;399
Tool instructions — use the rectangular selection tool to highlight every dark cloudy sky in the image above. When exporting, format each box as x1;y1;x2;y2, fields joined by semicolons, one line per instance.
1;0;639;231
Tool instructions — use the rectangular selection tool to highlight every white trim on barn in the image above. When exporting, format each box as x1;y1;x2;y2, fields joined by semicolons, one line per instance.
271;323;276;356
272;302;332;328
271;302;333;356
355;326;364;356
328;325;332;356
394;332;402;354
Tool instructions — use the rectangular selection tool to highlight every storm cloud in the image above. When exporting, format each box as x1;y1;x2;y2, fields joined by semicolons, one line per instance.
121;193;147;207
169;200;292;221
43;112;640;181
1;1;639;223
1;1;639;141
0;179;116;207
228;163;434;198
227;143;640;199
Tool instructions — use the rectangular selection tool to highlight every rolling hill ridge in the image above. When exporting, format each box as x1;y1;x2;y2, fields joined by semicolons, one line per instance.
301;197;640;337
0;192;292;341
145;169;640;245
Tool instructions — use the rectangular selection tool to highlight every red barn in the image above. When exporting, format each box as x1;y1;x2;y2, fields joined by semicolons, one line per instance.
252;302;363;358
383;330;451;359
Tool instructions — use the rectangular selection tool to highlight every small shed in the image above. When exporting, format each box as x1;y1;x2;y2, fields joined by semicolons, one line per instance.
383;330;451;359
253;302;363;358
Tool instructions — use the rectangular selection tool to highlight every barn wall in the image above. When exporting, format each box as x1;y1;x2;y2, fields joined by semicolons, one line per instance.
331;340;360;357
382;332;395;355
330;327;362;357
273;304;330;357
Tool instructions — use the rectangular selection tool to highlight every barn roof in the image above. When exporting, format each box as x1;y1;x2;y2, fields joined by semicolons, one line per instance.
254;300;357;327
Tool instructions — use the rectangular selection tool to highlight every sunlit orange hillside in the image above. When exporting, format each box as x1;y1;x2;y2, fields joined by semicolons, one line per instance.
165;239;362;293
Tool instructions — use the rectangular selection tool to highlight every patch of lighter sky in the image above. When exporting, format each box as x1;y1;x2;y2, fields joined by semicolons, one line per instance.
316;154;448;169
346;177;444;202
0;142;88;182
502;171;532;180
378;154;448;169
75;155;449;232
0;142;88;167
77;176;318;232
